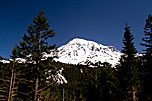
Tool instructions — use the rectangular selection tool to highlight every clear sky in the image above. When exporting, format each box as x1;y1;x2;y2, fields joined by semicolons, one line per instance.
0;0;152;58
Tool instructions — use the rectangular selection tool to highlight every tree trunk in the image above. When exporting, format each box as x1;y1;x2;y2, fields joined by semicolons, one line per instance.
8;69;14;101
8;63;16;101
63;88;64;101
11;72;16;100
132;86;136;101
34;77;39;101
34;31;41;101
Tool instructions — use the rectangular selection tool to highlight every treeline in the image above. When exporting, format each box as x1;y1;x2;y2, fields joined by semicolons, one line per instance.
0;11;152;101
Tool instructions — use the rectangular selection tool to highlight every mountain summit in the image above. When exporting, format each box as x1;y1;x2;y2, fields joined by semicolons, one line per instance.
1;38;122;66
52;38;122;66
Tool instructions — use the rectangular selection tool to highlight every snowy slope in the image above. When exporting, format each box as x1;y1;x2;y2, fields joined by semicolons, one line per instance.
0;38;122;66
48;38;122;66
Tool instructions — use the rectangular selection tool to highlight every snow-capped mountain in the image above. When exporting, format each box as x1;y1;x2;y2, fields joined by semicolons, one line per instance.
50;38;122;66
1;38;122;66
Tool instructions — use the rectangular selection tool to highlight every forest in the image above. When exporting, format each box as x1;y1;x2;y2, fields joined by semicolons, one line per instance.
0;11;152;101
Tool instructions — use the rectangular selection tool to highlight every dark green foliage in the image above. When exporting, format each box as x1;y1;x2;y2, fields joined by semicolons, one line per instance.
141;14;152;100
16;11;56;100
54;62;119;101
18;11;56;61
1;11;152;101
93;62;118;101
62;64;81;101
0;63;10;100
10;42;19;60
122;23;137;57
141;14;152;53
117;23;140;101
8;43;18;101
0;56;3;60
0;57;143;100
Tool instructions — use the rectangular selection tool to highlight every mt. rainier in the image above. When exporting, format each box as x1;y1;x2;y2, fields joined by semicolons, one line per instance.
48;38;122;66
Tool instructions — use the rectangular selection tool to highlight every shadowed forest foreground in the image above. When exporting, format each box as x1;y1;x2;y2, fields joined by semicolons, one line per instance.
1;11;152;101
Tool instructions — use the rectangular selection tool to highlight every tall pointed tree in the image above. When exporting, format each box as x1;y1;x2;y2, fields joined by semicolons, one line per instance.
8;42;18;101
118;23;139;101
18;11;56;101
141;14;152;100
0;58;10;100
122;23;137;58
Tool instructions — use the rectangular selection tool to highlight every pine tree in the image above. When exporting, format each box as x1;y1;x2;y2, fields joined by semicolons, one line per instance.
118;23;139;101
8;42;18;101
122;23;137;58
141;14;152;100
0;61;10;100
0;44;19;101
94;62;118;101
18;11;56;101
0;56;3;60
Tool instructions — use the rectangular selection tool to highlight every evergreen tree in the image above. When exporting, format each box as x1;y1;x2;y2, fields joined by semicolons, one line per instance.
141;14;152;100
0;56;3;60
94;62;118;101
0;61;10;100
8;42;18;101
18;11;56;101
118;23;139;101
62;64;82;101
0;44;20;101
122;23;137;58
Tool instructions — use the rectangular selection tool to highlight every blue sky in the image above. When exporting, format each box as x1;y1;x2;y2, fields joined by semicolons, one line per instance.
0;0;152;58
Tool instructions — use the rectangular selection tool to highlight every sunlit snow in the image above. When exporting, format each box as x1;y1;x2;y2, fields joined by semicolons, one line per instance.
52;38;122;66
